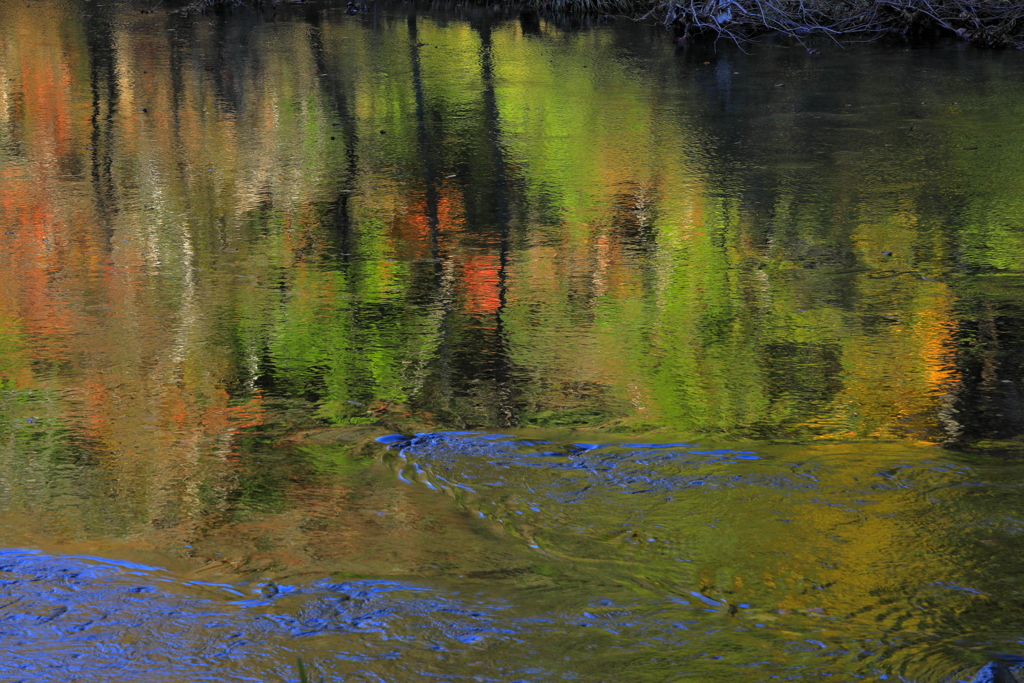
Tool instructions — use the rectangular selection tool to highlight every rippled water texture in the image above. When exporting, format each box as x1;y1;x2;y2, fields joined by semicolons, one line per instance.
4;0;1024;679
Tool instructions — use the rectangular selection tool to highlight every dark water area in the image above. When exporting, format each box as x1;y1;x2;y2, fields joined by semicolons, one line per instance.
4;0;1024;680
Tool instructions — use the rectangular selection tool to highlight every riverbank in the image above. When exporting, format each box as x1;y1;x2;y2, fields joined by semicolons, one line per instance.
183;0;1024;48
573;0;1024;49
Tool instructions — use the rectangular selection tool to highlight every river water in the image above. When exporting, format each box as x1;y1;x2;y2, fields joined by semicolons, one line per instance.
3;1;1024;680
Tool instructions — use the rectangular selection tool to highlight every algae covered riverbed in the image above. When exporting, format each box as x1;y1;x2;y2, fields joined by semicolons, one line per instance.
3;1;1024;680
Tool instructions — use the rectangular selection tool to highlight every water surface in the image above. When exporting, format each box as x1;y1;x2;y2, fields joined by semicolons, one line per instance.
3;1;1024;679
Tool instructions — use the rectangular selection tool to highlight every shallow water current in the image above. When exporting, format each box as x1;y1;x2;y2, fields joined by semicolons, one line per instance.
5;0;1024;680
7;436;1024;682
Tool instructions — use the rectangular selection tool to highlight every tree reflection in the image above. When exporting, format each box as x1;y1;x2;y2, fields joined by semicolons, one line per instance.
3;2;1024;556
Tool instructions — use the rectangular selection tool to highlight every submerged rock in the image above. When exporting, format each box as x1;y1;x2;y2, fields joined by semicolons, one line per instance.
971;662;1020;683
